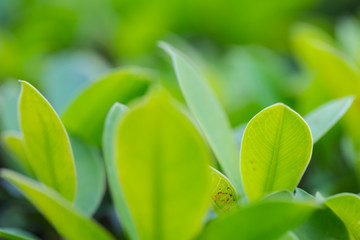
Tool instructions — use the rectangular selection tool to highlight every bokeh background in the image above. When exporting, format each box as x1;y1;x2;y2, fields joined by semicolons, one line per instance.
1;0;360;238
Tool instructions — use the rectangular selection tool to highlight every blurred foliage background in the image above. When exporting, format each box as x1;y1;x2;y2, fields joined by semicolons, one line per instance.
1;0;360;238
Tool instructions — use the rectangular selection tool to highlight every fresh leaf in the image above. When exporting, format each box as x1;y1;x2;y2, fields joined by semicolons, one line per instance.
279;232;299;240
62;67;151;145
0;228;40;240
294;188;314;202
198;201;316;240
159;42;243;195
1;169;114;240
71;136;106;216
115;92;211;240
1;131;34;177
209;166;237;213
240;103;313;201
304;96;354;143
18;81;76;201
325;193;360;239
103;103;138;239
263;190;294;202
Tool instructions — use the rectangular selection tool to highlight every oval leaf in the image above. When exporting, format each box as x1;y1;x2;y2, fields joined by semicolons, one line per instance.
240;103;313;201
62;67;151;145
209;166;237;213
159;42;243;195
116;92;211;240
71;136;106;216
18;81;76;201
325;193;360;239
305;96;354;143
1;169;114;240
103;103;138;239
198;201;316;240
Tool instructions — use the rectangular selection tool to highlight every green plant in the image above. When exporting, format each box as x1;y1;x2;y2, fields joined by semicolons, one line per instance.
1;43;359;240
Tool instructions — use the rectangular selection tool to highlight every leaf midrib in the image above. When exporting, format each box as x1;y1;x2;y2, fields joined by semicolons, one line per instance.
262;107;284;195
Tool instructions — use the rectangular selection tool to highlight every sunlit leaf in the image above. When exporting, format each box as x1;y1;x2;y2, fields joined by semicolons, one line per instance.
115;92;211;240
159;42;243;195
279;232;299;240
209;166;237;213
71;136;106;216
263;190;294;202
18;81;76;201
240;103;313;201
62;67;151;145
304;96;354;143
103;103;138;239
0;228;40;240
198;201;316;240
1;169;114;240
325;193;360;239
1;131;34;177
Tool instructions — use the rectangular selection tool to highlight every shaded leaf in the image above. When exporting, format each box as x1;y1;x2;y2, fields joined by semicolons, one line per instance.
115;92;211;240
62;67;151;145
103;103;138;239
325;193;360;239
0;228;40;240
159;42;243;195
240;103;313;201
18;81;76;201
1;169;114;240
198;201;316;240
71;136;106;216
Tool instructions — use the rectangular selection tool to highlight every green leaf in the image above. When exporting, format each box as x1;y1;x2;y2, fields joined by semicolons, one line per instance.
279;232;299;240
62;67;151;145
159;42;243;195
198;201;316;240
71;136;106;216
304;96;354;143
1;169;114;240
0;228;40;240
1;131;34;177
263;190;294;202
325;193;360;239
209;166;237;213
103;103;138;239
18;81;76;201
294;206;350;240
240;103;313;201
294;188;314;202
115;92;211;240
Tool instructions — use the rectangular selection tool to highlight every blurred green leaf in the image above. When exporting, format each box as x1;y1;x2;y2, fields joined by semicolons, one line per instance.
336;17;360;65
103;103;138;239
279;232;299;240
1;169;114;240
294;188;314;202
62;67;151;145
115;92;211;240
325;193;360;239
159;42;243;196
18;81;76;201
241;103;313;201
0;227;40;240
209;166;237;213
71;136;105;216
198;201;316;240
263;190;294;202
304;96;354;143
1;131;34;177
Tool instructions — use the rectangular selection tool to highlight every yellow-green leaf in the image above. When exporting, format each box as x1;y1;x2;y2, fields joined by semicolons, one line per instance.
325;193;360;239
103;103;138;239
0;228;40;240
18;81;76;201
209;166;237;213
1;131;34;177
116;92;211;240
159;42;243;196
240;103;313;201
1;169;114;240
62;67;151;145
